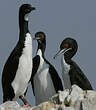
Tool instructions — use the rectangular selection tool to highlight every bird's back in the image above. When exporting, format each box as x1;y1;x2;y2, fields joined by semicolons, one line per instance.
69;60;93;90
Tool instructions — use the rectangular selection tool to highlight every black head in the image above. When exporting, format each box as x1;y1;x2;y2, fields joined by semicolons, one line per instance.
33;32;46;55
19;4;35;21
33;32;46;44
54;37;78;59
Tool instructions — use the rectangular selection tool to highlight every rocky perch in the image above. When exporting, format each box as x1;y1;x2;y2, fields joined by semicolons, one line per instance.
0;85;96;110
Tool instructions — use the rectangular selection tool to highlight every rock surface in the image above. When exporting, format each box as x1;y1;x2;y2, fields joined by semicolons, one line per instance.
0;85;96;110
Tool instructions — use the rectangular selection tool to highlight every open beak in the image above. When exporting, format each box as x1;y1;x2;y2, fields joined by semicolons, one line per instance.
53;48;72;59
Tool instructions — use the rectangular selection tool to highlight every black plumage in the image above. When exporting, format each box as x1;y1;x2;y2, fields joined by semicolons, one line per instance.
2;4;35;106
31;32;63;105
69;61;93;90
54;37;93;90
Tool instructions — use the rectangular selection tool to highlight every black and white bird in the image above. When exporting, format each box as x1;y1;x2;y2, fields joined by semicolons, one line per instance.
54;37;93;90
2;4;35;106
31;32;63;105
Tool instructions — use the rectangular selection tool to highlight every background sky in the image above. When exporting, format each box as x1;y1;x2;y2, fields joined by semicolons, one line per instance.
0;0;96;106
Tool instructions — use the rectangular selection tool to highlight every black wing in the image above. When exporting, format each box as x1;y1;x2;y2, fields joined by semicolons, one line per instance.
30;55;40;95
69;61;93;90
2;49;20;85
45;59;63;92
2;44;21;101
2;42;23;85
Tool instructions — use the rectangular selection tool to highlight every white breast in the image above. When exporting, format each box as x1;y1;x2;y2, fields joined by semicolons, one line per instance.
34;49;56;105
12;33;32;99
61;55;71;89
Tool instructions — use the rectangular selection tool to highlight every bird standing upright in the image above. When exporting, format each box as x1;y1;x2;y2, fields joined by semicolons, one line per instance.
54;37;93;90
2;4;35;106
31;32;63;105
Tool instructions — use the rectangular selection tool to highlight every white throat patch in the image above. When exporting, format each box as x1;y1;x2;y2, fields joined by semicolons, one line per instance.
61;55;71;89
37;49;42;57
24;13;29;21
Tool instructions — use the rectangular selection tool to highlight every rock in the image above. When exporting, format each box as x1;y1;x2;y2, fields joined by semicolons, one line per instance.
0;85;96;110
74;100;82;110
32;101;59;110
66;85;85;106
0;101;20;110
58;106;74;110
58;89;69;104
81;91;96;110
48;107;57;110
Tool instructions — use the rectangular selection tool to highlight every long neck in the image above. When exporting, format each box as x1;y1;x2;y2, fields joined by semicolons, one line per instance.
37;42;46;58
19;13;29;41
61;55;71;89
64;55;72;64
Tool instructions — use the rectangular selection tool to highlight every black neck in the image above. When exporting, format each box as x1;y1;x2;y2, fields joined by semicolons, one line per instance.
64;49;76;63
37;42;46;58
63;55;72;64
19;15;29;33
19;14;29;41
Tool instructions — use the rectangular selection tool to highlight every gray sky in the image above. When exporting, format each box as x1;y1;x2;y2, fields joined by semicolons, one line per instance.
0;0;96;106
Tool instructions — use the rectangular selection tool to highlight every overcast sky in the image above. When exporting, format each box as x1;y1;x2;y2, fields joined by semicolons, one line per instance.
0;0;96;106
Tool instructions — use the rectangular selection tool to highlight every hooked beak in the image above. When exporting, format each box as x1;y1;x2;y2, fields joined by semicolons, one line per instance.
53;48;66;59
33;37;40;40
53;48;72;59
31;7;36;11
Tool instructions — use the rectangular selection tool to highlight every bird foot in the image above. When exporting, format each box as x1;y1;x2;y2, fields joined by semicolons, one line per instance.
22;104;31;108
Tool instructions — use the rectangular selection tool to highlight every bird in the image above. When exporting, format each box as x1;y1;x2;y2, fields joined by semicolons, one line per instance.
54;37;93;90
2;4;35;106
31;32;63;105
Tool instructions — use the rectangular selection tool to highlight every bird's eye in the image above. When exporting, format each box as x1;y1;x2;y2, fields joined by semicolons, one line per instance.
63;43;70;48
40;34;44;39
26;8;30;12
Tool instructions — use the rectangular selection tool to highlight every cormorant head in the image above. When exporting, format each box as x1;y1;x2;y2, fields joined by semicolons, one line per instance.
54;37;78;59
33;32;46;44
19;4;35;21
33;32;46;55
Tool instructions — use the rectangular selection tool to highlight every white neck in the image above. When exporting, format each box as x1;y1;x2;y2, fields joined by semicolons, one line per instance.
61;55;71;89
37;49;42;57
23;33;32;56
24;13;29;21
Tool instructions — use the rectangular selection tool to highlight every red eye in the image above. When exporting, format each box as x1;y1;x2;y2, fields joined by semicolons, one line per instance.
63;43;69;48
40;34;44;39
